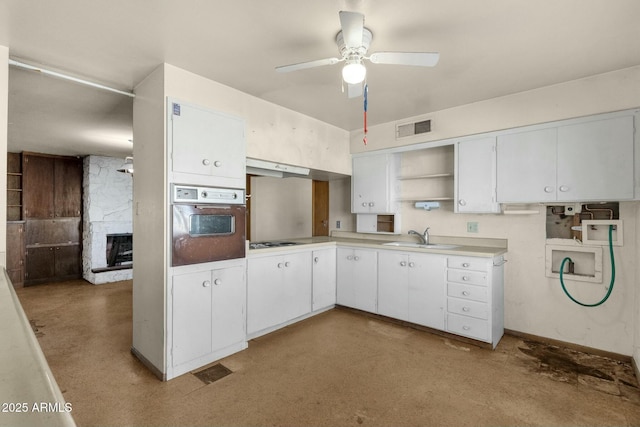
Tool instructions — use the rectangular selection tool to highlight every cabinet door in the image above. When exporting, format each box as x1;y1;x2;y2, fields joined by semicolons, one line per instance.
337;248;378;313
496;128;557;203
312;248;337;311
211;266;246;351
282;251;312;321
6;223;24;284
25;247;55;284
23;155;54;218
170;101;245;181
455;137;500;213
172;271;213;367
54;245;82;278
352;155;391;213
556;116;634;201
247;256;285;334
377;251;409;321
408;253;446;330
54;157;83;218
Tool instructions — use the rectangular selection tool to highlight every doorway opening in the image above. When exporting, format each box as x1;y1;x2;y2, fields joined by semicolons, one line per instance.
312;180;329;237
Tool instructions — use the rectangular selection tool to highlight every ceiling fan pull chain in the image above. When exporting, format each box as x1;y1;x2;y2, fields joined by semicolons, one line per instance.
363;84;368;145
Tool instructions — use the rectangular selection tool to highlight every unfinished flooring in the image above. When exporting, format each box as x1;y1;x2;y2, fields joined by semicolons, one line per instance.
16;279;640;426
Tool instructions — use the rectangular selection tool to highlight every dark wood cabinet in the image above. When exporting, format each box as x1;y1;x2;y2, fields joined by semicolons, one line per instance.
23;154;82;219
21;153;83;286
6;222;25;287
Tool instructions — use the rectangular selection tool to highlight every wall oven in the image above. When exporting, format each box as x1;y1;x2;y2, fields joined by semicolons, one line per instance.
171;184;246;266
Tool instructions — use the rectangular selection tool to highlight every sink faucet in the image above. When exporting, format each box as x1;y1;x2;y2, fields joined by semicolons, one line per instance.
408;227;430;245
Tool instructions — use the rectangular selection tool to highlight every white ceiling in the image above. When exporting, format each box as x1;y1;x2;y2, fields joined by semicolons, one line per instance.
2;0;640;158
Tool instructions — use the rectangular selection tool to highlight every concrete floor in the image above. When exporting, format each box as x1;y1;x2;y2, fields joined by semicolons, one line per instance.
16;279;640;426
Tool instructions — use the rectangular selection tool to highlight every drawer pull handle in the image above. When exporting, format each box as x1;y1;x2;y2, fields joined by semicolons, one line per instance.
462;307;470;312
462;291;470;296
462;276;469;281
462;325;471;331
462;263;470;268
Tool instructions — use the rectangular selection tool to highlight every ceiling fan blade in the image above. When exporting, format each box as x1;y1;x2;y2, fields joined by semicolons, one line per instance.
369;52;440;67
339;11;364;49
347;83;363;98
275;57;341;73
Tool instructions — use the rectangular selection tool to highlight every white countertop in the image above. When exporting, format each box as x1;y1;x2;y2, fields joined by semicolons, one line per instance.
0;271;76;427
248;232;507;258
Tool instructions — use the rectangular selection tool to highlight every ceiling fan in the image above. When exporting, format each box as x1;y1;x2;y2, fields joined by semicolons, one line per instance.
276;10;440;98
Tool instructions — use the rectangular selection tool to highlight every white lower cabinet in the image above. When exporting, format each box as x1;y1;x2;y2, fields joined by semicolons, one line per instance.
171;264;246;369
336;247;378;313
445;255;504;348
312;247;337;311
247;251;312;336
378;251;447;329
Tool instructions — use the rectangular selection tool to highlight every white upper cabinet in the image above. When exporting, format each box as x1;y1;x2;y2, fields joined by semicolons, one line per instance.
496;128;557;203
556;116;634;201
455;137;500;213
496;115;635;203
351;153;399;214
168;99;246;188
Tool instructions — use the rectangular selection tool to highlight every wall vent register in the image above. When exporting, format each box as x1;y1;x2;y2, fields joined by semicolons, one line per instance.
396;119;431;139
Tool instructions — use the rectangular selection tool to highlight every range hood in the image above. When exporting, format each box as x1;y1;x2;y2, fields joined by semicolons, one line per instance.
246;158;310;178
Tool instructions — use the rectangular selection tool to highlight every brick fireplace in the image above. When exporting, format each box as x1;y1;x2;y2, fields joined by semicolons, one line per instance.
83;155;133;284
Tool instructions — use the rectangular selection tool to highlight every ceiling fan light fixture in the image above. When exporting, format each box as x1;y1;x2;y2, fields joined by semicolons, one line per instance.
342;61;366;85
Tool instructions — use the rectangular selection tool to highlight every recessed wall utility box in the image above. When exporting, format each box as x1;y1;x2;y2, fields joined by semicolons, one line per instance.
545;244;602;283
581;220;623;246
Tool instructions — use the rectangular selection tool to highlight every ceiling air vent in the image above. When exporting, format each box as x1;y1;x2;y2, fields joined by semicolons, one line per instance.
396;119;431;139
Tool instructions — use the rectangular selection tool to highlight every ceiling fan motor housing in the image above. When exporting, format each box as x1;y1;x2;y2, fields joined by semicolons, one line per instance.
336;28;373;59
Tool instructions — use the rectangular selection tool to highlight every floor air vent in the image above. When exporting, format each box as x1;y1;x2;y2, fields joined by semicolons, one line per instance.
193;363;232;384
396;119;431;139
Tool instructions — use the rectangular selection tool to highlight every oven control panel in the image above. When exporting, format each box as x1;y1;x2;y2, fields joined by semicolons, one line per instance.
172;184;245;205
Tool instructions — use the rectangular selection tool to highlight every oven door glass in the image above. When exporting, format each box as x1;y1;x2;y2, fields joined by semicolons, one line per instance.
189;214;235;236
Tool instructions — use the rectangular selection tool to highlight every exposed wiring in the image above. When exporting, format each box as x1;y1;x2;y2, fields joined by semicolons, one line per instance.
559;225;615;307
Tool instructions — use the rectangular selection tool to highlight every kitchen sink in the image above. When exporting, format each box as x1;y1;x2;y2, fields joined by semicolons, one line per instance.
382;242;460;250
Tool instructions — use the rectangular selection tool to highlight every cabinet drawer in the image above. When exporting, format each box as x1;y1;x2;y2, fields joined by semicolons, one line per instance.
447;269;487;286
446;313;489;341
447;297;489;320
447;257;488;272
447;282;488;303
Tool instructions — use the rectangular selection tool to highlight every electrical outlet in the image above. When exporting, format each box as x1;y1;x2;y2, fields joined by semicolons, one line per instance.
336;220;341;229
467;221;479;233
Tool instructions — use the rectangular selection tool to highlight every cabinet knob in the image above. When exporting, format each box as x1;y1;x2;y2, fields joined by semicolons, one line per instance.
213;160;222;167
408;262;415;268
462;306;470;312
202;159;210;166
347;255;353;260
462;291;470;296
277;262;284;268
314;257;319;263
400;261;407;267
458;199;466;206
361;202;367;207
544;186;554;193
559;185;570;192
462;276;469;281
214;279;222;286
354;256;360;261
368;202;374;207
462;263;470;268
285;261;290;268
202;280;211;287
